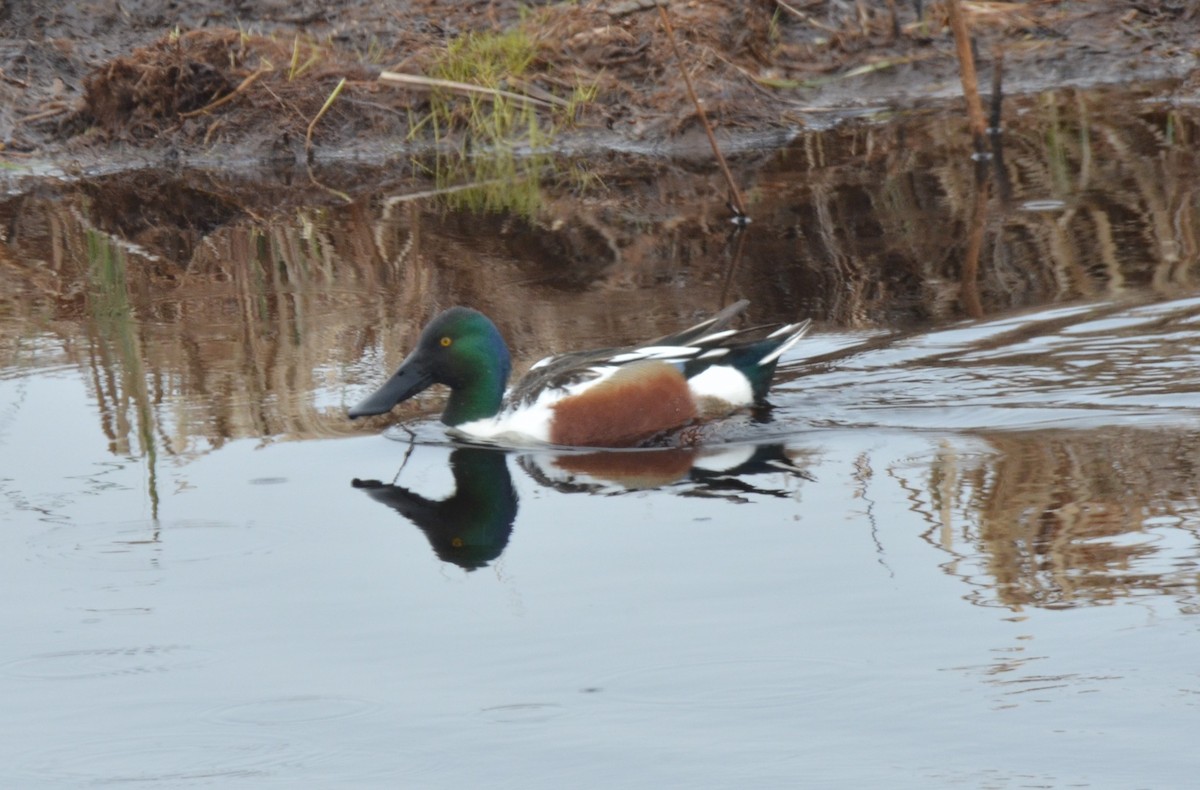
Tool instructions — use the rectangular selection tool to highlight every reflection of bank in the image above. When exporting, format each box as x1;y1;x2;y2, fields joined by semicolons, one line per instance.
353;442;812;570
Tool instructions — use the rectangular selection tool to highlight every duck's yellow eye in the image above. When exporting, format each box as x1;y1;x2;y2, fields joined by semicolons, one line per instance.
440;336;453;347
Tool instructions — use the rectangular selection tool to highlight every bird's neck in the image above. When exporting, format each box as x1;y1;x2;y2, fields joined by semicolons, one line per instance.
442;360;508;426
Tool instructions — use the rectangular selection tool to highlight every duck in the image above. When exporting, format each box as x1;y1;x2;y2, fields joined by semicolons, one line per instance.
348;300;810;448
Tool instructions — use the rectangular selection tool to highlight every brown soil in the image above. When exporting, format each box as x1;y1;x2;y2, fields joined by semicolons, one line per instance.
1;0;1198;169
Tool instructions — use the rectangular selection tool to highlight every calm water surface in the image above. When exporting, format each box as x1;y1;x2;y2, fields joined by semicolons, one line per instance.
2;87;1200;788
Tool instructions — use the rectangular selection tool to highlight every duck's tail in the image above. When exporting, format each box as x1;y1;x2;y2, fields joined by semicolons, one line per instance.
724;319;813;400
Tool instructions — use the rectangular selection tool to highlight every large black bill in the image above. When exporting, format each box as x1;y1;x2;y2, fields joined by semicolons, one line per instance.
348;354;435;418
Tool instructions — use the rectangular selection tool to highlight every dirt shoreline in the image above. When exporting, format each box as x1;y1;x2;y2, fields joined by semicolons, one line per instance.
2;1;1198;177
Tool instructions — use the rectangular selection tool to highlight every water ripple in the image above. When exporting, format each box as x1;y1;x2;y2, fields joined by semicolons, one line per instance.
28;519;272;574
15;733;298;786
206;695;380;726
2;644;213;680
779;296;1200;432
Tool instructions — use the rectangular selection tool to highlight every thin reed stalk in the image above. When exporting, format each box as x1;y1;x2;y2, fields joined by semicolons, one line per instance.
658;5;747;220
945;0;986;149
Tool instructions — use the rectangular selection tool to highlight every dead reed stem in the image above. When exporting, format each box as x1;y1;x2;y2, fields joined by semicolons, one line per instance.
657;5;747;219
378;71;557;112
179;66;270;119
16;102;70;125
305;77;346;155
773;0;841;34
945;0;987;148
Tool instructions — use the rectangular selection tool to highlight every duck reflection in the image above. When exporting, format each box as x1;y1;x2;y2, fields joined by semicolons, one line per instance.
352;447;518;571
354;442;812;569
519;443;813;499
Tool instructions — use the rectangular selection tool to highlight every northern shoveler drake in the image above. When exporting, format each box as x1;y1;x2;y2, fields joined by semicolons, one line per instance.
348;300;811;448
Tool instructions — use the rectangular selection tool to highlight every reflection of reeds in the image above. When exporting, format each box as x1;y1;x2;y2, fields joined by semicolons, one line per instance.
84;229;159;516
911;429;1200;610
417;150;550;218
746;88;1200;324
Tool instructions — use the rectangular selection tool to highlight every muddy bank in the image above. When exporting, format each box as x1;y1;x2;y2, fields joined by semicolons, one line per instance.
2;0;1198;175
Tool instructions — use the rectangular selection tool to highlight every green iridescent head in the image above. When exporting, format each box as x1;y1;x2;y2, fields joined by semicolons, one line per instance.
349;307;513;425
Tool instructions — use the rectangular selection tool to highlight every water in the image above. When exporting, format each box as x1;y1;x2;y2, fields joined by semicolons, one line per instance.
3;87;1200;788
